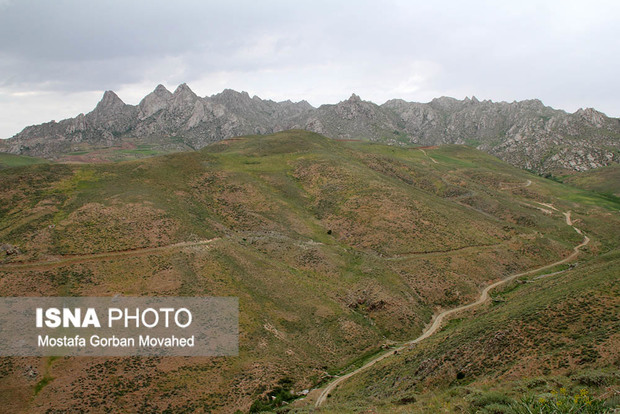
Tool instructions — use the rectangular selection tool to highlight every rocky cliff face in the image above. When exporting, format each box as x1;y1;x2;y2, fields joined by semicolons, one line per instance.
1;85;619;172
381;97;620;171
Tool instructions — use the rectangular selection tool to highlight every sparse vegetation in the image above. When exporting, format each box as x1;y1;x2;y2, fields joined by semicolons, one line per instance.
518;388;611;413
0;131;618;413
249;378;297;412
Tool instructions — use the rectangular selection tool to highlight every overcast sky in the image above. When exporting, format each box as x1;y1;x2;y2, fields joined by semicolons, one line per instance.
0;0;618;138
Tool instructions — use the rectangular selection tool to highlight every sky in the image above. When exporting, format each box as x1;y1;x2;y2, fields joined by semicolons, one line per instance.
0;0;619;138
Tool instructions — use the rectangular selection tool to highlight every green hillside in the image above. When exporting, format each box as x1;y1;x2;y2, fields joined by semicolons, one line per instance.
0;152;48;168
561;163;620;198
0;131;617;413
316;249;619;413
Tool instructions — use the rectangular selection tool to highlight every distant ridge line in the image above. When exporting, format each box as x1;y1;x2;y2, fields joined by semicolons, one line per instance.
1;84;619;173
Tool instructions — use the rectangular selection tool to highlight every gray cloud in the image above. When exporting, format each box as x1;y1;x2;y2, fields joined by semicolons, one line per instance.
1;0;619;138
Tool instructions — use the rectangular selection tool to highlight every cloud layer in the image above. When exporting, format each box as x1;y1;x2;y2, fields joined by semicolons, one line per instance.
1;0;619;138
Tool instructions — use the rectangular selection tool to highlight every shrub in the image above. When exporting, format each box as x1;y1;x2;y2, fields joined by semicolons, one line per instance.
510;388;612;414
249;378;296;413
573;370;614;386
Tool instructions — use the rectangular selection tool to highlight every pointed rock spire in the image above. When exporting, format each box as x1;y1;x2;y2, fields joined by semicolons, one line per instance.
575;107;605;127
138;84;174;119
171;83;199;109
153;84;173;98
93;90;126;114
173;83;195;96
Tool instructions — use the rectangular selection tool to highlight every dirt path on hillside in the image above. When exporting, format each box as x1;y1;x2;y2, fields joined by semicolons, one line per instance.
314;211;589;408
538;202;558;211
385;242;503;261
0;238;221;271
500;179;532;190
418;148;438;164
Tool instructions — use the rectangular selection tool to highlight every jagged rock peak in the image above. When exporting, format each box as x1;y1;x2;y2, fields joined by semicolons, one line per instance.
348;93;362;102
212;89;253;107
463;96;481;105
217;89;250;98
173;83;196;96
429;96;461;111
138;84;173;119
153;84;172;96
94;90;125;112
101;90;124;104
519;99;544;108
575;107;606;127
172;83;198;107
431;96;459;105
211;89;245;101
576;107;605;116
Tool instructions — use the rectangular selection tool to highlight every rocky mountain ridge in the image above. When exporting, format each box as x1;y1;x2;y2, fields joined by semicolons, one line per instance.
1;84;619;172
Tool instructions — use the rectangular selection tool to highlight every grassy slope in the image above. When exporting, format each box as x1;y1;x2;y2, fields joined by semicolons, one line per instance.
0;153;48;168
306;153;620;412
58;142;179;163
318;250;620;413
561;163;620;198
0;131;617;413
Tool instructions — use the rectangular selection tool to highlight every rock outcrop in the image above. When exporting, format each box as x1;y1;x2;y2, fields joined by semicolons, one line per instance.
1;85;619;172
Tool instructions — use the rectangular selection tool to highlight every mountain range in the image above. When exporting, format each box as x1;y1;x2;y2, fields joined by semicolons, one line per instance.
1;84;619;173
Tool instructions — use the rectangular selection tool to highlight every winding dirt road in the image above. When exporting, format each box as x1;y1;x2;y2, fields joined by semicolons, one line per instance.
0;238;220;271
315;211;589;408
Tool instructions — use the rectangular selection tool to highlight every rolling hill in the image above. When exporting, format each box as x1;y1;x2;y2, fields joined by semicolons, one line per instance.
0;131;618;413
